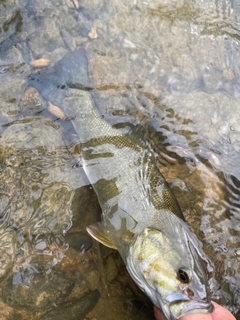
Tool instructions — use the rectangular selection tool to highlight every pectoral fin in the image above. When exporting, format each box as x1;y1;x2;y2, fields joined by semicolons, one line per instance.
86;222;117;249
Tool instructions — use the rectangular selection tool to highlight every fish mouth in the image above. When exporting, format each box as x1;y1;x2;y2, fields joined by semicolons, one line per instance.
169;299;214;318
182;300;214;316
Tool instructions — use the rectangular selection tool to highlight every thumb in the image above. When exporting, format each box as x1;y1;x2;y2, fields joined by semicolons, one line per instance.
154;307;212;320
211;301;236;320
180;314;212;320
154;307;167;320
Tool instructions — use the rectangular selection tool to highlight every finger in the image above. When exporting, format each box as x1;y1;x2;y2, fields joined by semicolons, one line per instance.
154;302;236;320
211;301;236;320
180;313;212;320
154;306;212;320
154;307;167;320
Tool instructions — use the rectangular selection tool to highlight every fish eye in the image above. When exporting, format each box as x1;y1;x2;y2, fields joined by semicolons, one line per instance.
177;269;190;283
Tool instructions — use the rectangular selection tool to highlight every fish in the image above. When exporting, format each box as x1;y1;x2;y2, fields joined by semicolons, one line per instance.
68;87;214;319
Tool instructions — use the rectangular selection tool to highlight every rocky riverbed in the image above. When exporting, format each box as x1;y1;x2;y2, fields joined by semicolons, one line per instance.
0;0;240;319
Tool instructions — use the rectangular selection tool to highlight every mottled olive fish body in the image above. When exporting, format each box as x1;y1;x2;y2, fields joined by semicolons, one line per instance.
70;87;213;319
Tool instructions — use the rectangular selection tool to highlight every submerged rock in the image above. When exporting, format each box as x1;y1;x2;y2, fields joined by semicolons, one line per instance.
2;261;76;310
28;49;89;106
0;116;86;284
41;290;100;320
65;232;92;253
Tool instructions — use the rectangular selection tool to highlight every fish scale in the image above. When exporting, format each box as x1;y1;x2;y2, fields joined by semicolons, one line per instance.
72;91;184;237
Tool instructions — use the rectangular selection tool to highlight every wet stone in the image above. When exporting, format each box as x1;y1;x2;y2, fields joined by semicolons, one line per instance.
28;17;65;57
30;59;50;68
1;261;77;310
202;65;223;93
0;8;23;46
70;186;100;230
105;255;118;283
65;232;92;252
70;20;91;38
49;47;68;67
85;270;100;291
0;230;15;282
88;26;98;39
66;0;80;10
79;0;106;19
0;46;26;70
41;290;100;320
48;102;66;120
124;299;154;320
0;114;86;304
19;87;47;115
29;49;89;106
25;0;61;14
0;46;30;124
61;29;77;52
0;300;26;320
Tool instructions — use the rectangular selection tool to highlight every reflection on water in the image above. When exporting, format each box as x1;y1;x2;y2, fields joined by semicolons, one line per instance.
0;116;84;280
0;0;240;318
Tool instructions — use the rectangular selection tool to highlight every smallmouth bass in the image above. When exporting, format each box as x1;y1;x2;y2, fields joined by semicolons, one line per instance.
68;73;213;319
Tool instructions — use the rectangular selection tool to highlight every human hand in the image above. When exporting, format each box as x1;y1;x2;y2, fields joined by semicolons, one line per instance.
154;301;236;320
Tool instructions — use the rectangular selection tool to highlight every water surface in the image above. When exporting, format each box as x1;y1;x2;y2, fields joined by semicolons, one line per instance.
0;0;240;319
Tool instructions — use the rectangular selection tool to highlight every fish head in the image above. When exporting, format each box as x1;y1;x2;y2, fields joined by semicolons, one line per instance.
126;227;213;320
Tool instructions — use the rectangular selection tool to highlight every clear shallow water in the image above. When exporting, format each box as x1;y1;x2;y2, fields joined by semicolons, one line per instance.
0;0;240;319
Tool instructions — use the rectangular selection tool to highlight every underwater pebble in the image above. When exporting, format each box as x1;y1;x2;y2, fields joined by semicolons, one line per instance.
19;87;47;115
171;179;188;192
85;270;100;291
105;255;118;283
75;36;88;46
50;47;68;67
223;68;234;80
28;17;64;56
66;0;79;9
35;241;47;250
30;59;50;68
65;232;93;252
61;29;76;51
88;27;98;39
48;102;66;120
